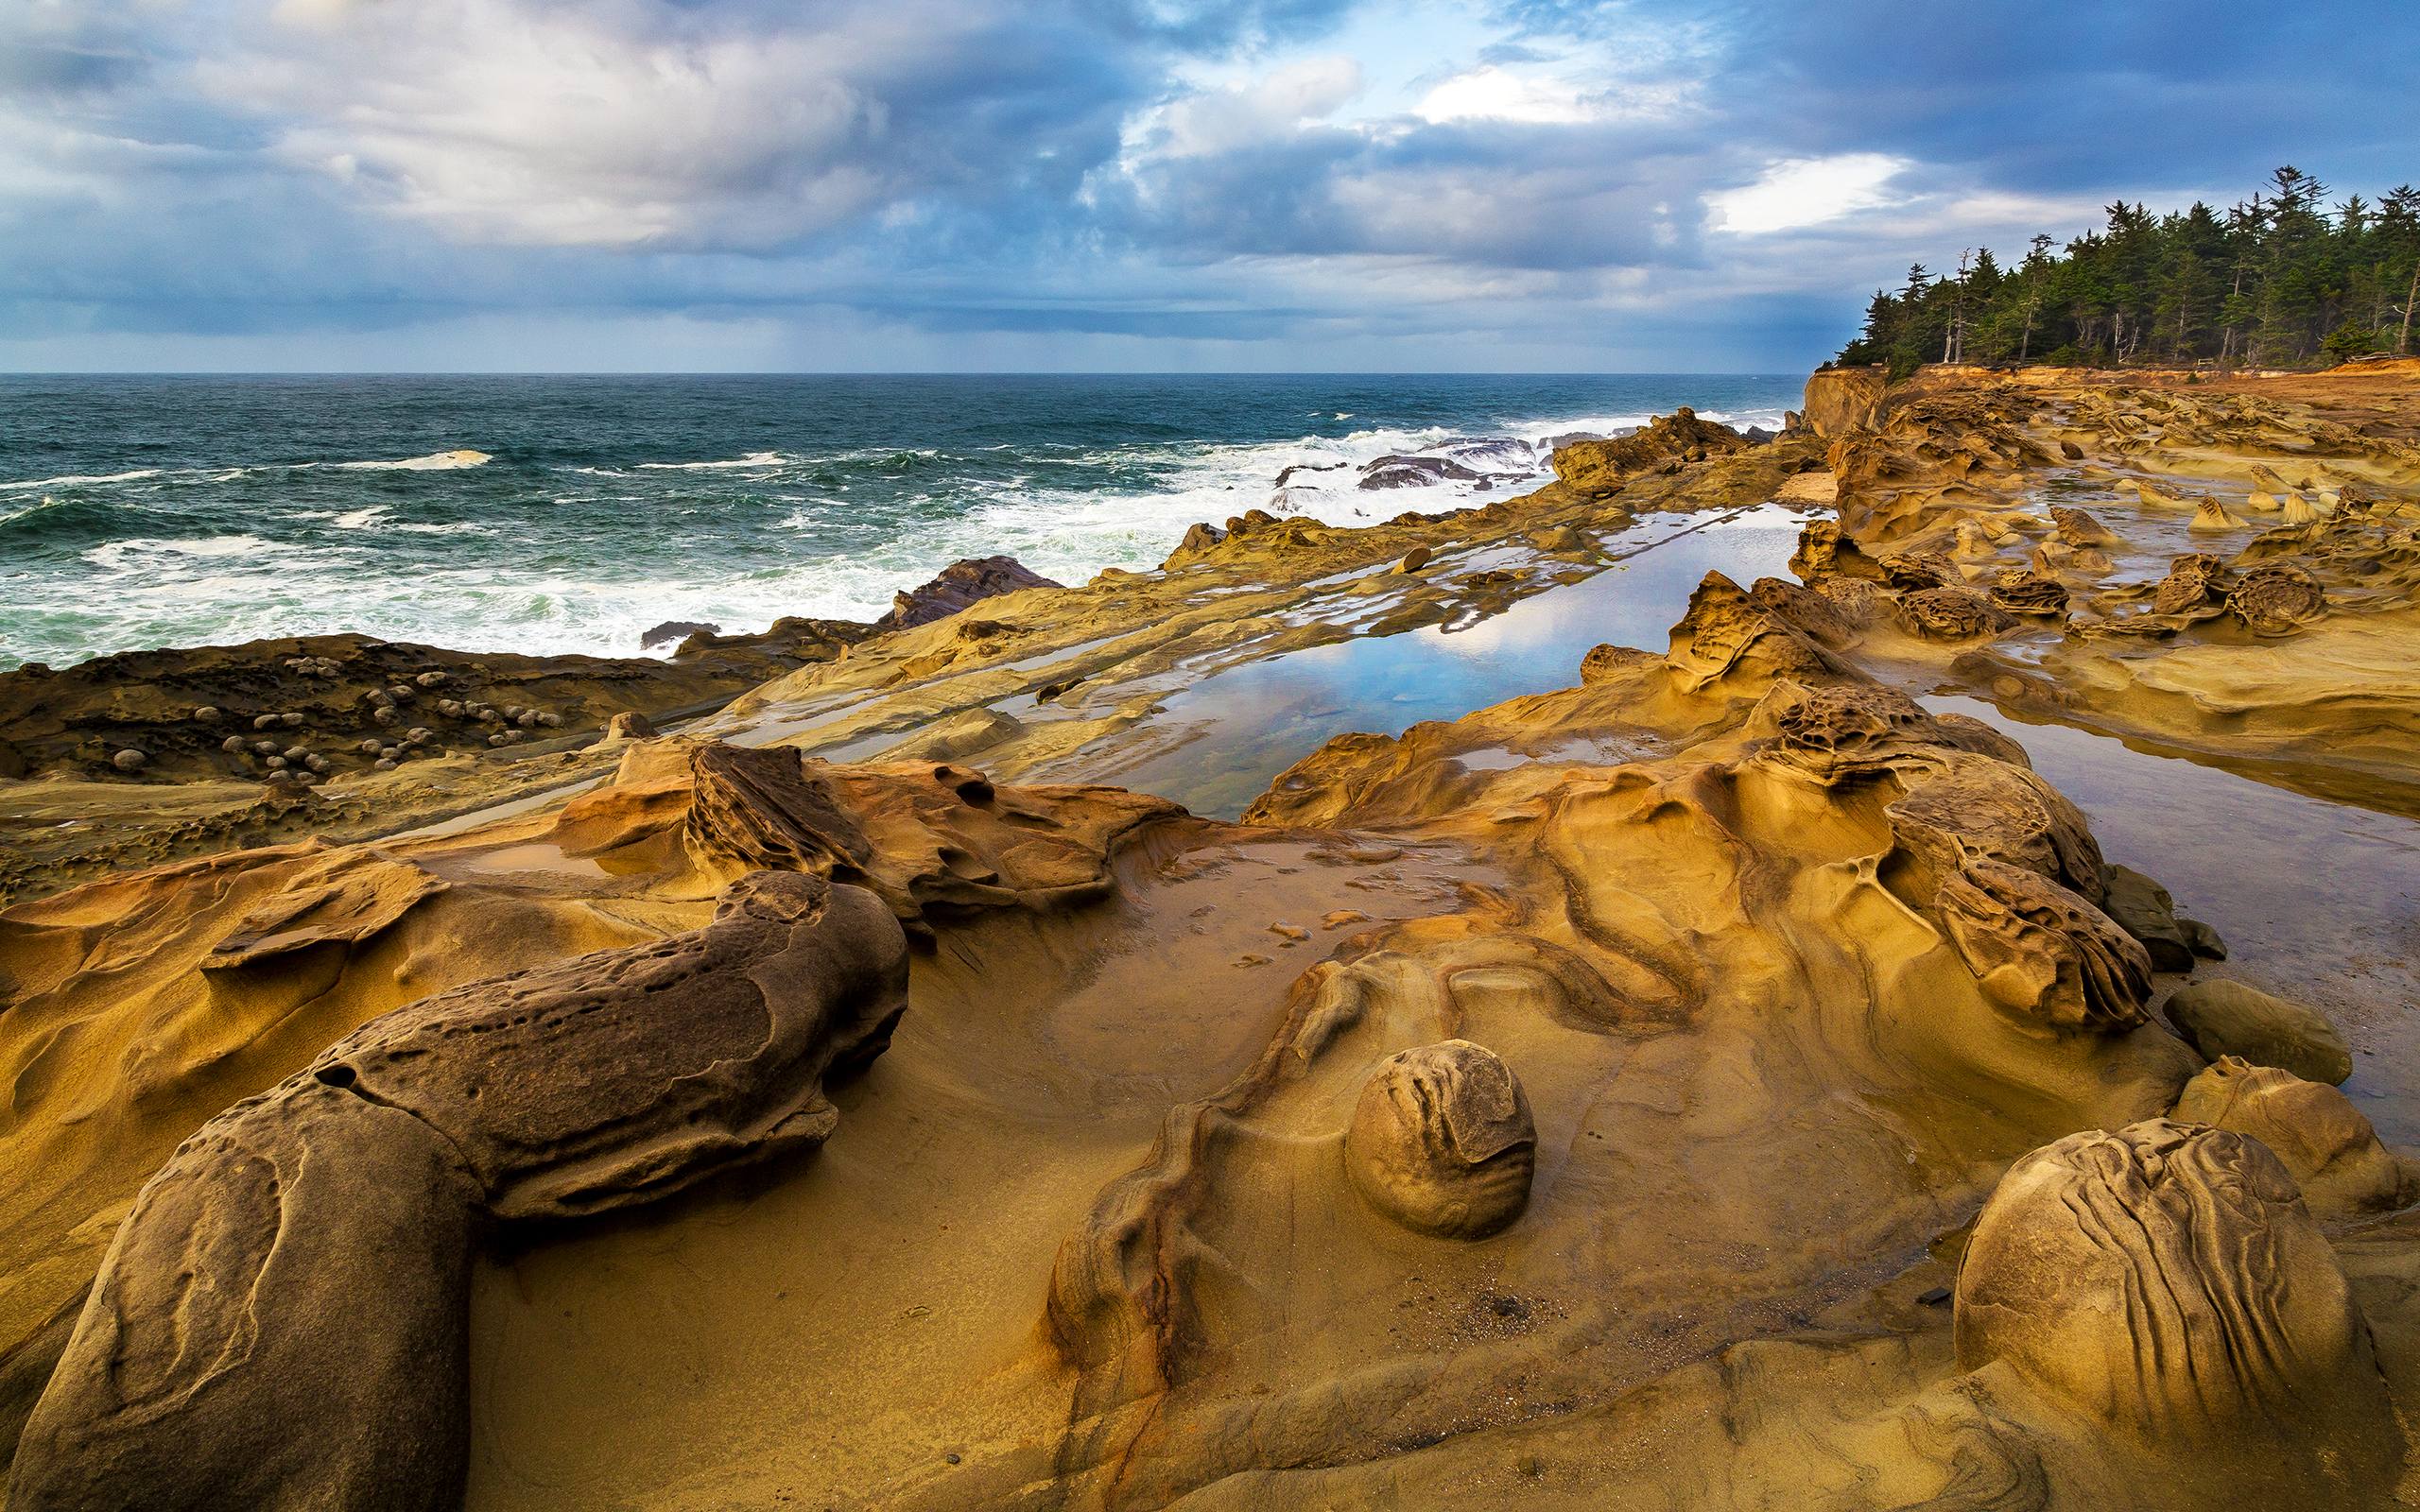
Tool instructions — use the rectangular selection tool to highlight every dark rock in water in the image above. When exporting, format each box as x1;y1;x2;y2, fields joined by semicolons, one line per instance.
1740;426;1777;444
5;870;909;1512
876;556;1063;632
1541;429;1616;452
641;620;719;649
1436;436;1536;470
1358;455;1487;490
1273;462;1347;488
2101;863;2222;971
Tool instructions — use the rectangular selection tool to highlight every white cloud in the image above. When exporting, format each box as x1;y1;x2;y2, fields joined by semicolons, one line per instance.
1414;66;1593;125
1139;57;1365;161
1704;153;1909;234
194;1;891;248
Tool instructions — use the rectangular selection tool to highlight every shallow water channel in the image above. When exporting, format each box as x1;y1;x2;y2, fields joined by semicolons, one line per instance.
1927;695;2420;1144
1062;505;1813;816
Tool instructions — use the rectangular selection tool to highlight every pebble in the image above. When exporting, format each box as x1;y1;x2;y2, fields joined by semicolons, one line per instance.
372;707;400;727
266;756;288;770
374;758;396;771
414;671;448;688
111;748;147;772
515;711;538;729
221;735;249;753
304;755;329;774
406;727;433;743
253;740;281;756
253;714;280;730
280;713;305;729
283;746;308;763
193;705;222;723
380;747;401;762
437;699;463;717
357;739;384;754
369;689;396;709
386;685;414;703
536;712;562;729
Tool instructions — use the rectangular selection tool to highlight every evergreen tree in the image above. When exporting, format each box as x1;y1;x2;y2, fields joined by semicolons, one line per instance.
1831;165;2414;371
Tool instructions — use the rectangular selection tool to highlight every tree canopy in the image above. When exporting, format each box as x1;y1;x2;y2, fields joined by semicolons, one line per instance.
1835;168;2420;378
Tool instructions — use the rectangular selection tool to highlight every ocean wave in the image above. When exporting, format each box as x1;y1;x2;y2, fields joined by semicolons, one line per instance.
636;451;787;472
322;449;493;472
80;534;284;569
332;506;389;529
0;468;164;492
0;495;67;528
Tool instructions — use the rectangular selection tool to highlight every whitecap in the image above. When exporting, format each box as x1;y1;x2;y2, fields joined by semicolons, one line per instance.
0;468;164;491
322;449;493;472
331;506;389;529
636;451;787;472
80;534;280;568
0;495;64;527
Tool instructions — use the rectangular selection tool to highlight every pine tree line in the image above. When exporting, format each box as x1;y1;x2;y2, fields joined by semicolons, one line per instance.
1834;167;2420;378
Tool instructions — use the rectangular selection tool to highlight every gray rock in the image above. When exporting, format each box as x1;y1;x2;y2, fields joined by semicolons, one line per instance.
109;749;147;772
641;620;719;649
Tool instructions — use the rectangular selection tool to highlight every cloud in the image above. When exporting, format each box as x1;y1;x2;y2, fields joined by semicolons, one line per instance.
1704;154;1909;234
1;0;2415;370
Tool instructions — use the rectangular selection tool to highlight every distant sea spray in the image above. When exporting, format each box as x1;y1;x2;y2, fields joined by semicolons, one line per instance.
0;373;1797;670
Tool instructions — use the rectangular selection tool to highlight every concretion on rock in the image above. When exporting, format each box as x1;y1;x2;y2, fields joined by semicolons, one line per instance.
1897;586;2014;640
2151;553;2230;616
6;871;908;1512
1954;1121;2390;1449
1342;1040;1536;1239
2172;1057;2405;1215
2225;562;2326;634
2165;978;2354;1084
1988;569;2069;617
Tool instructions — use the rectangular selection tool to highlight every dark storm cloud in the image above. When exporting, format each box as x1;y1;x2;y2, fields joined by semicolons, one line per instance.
0;0;2411;368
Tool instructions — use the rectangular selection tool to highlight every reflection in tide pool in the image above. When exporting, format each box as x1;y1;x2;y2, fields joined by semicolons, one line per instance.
1927;695;2420;1144
1080;506;1812;817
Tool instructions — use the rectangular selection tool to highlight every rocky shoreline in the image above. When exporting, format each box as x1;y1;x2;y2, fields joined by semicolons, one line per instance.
5;364;2420;1509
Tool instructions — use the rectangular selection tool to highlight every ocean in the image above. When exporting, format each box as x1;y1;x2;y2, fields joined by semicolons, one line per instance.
0;373;1799;671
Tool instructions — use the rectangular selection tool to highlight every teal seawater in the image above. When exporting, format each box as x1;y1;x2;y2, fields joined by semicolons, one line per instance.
0;373;1797;670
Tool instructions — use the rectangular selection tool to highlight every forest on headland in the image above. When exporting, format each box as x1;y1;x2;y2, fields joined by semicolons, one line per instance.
1835;167;2420;377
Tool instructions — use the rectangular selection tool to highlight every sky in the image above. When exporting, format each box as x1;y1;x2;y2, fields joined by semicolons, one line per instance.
2;0;2414;372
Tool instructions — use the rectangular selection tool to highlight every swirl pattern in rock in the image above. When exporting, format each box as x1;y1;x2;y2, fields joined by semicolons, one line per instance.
7;870;908;1512
1954;1120;2384;1436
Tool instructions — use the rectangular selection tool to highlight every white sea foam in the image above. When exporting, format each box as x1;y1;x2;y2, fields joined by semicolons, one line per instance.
636;451;787;471
80;534;285;568
0;468;164;491
321;449;493;472
331;506;390;529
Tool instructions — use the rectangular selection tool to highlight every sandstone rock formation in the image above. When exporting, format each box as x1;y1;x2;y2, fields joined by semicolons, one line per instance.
2165;978;2354;1084
1342;1040;1536;1239
8;870;908;1512
2172;1056;2406;1215
1955;1120;2397;1491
